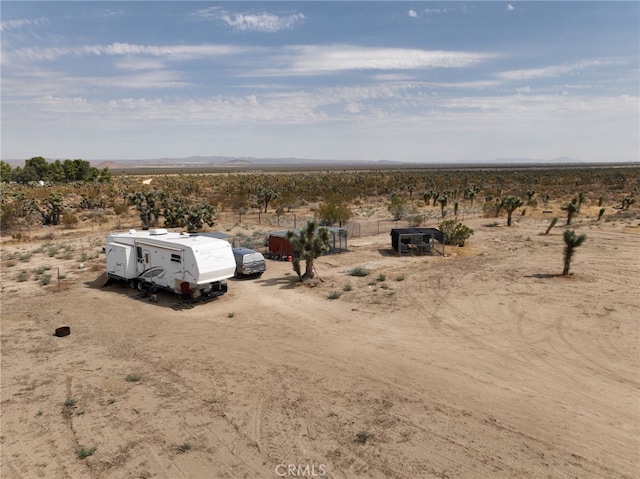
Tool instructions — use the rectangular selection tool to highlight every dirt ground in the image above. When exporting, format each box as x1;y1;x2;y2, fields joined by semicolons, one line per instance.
1;209;639;479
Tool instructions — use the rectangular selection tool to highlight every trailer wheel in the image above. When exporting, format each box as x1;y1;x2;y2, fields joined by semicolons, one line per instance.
129;279;137;289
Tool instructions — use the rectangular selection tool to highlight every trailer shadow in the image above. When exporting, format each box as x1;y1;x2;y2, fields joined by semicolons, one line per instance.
87;275;225;309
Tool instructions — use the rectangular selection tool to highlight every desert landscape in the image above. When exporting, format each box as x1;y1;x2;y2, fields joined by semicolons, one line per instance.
1;168;639;479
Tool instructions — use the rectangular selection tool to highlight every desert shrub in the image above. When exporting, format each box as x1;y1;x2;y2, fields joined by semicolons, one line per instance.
77;446;96;459
439;220;474;247
34;265;52;275
177;442;191;454
327;291;342;300
356;430;372;444
376;273;386;282
16;270;29;282
348;266;370;277
40;274;52;285
61;213;78;229
343;282;353;292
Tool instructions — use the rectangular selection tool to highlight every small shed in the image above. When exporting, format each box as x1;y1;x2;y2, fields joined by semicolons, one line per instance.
390;228;445;256
268;227;348;259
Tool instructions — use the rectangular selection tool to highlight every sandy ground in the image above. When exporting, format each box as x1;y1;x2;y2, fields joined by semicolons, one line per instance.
1;213;639;479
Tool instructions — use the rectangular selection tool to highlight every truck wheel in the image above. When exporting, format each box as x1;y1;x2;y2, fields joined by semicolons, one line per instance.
129;279;137;289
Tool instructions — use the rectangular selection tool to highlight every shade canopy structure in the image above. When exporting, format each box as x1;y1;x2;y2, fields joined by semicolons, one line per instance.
390;228;445;256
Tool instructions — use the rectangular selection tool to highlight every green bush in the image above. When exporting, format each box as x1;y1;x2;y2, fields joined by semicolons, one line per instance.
438;220;474;247
77;446;96;459
348;266;370;277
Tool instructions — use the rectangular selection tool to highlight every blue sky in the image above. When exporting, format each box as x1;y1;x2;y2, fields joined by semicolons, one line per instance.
1;1;638;163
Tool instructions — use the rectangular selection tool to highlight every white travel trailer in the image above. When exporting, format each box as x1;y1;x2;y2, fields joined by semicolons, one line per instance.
105;229;236;298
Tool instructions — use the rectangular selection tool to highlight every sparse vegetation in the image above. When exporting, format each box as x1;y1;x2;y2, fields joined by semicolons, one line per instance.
356;430;372;444
77;446;97;459
0;164;638;479
177;442;192;454
327;291;342;300
348;266;370;277
16;270;29;282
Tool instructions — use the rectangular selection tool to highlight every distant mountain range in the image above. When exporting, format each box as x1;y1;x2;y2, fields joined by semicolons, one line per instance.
92;155;407;170
5;155;629;169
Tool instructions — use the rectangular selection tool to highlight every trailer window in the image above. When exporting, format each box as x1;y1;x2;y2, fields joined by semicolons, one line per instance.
136;246;143;262
171;253;182;263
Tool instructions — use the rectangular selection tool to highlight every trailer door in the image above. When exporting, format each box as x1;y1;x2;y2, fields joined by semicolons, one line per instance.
136;245;151;277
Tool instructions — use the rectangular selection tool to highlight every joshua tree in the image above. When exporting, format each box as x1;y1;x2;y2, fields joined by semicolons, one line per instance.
562;199;579;225
287;219;330;281
500;196;524;226
621;196;636;210
129;190;163;229
164;200;216;233
437;195;448;219
544;217;558;235
562;229;587;276
29;192;64;226
256;185;278;213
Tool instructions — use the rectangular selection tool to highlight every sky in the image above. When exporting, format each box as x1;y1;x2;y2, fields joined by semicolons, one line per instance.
1;1;639;164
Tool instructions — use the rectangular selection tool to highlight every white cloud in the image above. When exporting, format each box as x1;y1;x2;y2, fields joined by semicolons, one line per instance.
114;58;166;71
222;12;305;32
278;46;495;75
7;42;246;64
0;17;48;32
194;7;305;32
408;10;418;18
507;4;515;11
497;59;622;81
